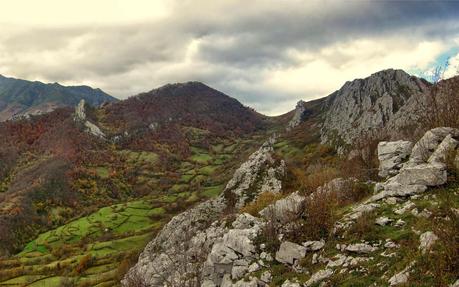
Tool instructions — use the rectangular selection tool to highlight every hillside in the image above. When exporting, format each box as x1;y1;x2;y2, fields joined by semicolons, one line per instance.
0;74;117;121
0;70;458;287
0;82;274;286
123;70;459;287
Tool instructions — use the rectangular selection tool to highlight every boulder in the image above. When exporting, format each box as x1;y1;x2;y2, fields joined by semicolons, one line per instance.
419;231;438;254
304;269;333;287
302;240;325;251
395;163;446;186
370;128;459;202
375;216;393;226
260;192;305;223
275;241;307;265
345;243;378;254
378;140;413;178
389;270;409;286
409;127;459;165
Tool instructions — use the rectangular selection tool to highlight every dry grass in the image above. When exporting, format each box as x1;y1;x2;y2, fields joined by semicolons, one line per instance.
240;192;284;216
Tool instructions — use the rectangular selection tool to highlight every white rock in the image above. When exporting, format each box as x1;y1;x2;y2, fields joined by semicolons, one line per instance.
394;219;406;227
260;191;305;223
450;279;459;287
394;201;415;215
304;269;333;287
375;216;393;226
345;243;378;254
327;254;347;268
260;271;272;283
419;231;438;254
302;240;325;251
247;262;260;273
275;241;307;265
378;140;413;178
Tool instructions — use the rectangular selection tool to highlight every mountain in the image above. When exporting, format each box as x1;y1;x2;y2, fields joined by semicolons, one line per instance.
0;74;117;121
102;81;266;133
319;69;430;147
0;71;458;287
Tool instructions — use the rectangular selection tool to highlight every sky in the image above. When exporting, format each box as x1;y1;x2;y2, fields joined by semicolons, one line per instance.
0;1;459;115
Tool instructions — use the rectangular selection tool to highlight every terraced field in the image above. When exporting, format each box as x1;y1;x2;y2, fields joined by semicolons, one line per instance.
0;135;264;286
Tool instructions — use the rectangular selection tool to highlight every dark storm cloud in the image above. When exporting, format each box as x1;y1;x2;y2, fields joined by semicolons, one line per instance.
1;0;459;115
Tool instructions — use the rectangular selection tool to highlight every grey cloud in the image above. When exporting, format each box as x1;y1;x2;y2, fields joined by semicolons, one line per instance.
1;0;459;115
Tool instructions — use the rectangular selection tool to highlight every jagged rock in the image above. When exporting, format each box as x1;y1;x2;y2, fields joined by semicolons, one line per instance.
305;269;333;287
73;99;106;139
275;241;307;265
225;137;285;208
378;140;413;178
419;231;438;254
287;100;306;130
428;134;458;164
370;128;459;202
320;69;429;148
302;240;325;251
74;100;86;121
409;127;459;165
375;216;393;226
345;243;378;254
259;191;305;223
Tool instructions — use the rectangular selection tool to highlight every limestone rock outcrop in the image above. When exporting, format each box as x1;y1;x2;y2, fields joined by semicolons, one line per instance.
320;69;429;149
287;100;306;130
74;100;106;139
369;127;459;202
377;140;413;178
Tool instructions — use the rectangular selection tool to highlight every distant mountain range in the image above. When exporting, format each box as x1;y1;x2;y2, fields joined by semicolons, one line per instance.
0;74;117;121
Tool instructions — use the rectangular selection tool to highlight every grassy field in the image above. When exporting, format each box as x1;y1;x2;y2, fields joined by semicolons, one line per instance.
0;135;263;287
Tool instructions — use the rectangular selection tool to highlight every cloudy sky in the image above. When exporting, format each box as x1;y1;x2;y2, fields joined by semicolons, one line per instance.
1;0;459;115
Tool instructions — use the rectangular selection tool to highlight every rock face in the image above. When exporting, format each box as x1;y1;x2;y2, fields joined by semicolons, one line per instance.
123;137;284;286
203;213;263;284
320;69;429;149
378;140;413;178
225;136;285;209
369;127;459;202
73;100;106;139
287;100;307;130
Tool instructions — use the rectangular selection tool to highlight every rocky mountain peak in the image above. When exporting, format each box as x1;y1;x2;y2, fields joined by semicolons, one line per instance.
320;69;430;149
